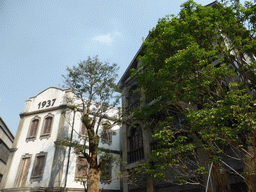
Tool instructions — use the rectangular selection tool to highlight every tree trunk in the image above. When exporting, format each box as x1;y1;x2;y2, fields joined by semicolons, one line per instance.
244;146;256;192
87;167;100;192
211;162;231;192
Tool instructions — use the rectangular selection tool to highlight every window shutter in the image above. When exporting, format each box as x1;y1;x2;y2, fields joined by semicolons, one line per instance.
30;119;39;137
44;117;52;134
37;156;44;176
17;157;30;187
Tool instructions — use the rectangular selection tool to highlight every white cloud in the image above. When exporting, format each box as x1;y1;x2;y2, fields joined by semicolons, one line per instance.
92;31;121;45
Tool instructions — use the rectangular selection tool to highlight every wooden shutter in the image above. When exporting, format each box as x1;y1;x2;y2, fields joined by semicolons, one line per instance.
29;119;39;137
17;157;30;187
43;117;52;134
33;155;45;176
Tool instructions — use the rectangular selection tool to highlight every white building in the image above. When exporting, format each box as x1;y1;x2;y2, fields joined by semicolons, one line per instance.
1;87;121;192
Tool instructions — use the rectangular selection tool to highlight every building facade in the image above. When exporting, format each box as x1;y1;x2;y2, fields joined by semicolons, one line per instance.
1;87;121;192
117;1;249;191
0;117;14;188
118;39;204;192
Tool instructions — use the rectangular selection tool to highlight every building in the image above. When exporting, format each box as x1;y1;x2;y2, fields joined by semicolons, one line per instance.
118;35;204;192
0;117;14;188
1;87;121;192
118;1;251;191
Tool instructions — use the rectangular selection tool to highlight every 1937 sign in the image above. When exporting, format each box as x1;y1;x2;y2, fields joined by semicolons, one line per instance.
38;98;56;109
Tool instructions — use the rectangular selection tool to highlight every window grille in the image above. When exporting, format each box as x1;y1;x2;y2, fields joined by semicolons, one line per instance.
128;124;144;163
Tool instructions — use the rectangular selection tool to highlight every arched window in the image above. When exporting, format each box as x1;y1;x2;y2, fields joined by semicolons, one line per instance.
40;114;54;139
26;116;40;141
127;124;144;163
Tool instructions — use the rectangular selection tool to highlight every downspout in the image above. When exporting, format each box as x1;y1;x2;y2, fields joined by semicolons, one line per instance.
64;108;76;191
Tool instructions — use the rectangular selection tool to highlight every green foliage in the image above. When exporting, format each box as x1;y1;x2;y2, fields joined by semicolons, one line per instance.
130;0;256;189
68;105;77;110
61;56;121;191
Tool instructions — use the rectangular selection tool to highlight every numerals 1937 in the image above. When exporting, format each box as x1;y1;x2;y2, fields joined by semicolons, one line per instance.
38;98;56;109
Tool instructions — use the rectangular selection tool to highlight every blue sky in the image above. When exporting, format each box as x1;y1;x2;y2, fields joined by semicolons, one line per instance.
0;0;244;135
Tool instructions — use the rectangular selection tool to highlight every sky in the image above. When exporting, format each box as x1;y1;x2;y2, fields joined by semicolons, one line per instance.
0;0;246;136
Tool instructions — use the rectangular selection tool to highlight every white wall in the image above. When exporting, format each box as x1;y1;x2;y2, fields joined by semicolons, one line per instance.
4;87;121;190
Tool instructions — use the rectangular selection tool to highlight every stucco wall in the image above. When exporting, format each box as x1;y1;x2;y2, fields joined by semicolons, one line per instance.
2;87;121;191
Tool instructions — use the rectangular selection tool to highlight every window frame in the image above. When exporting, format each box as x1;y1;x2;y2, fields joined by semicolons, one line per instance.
40;113;54;139
26;116;40;142
127;123;144;164
79;122;88;139
0;173;3;185
100;158;111;183
15;153;32;188
30;151;47;182
75;156;88;181
101;127;112;145
0;139;10;164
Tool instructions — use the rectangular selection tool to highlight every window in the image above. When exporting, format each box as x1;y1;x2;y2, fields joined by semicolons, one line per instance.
26;116;40;141
31;152;47;182
127;124;144;164
101;128;112;144
80;123;88;138
100;158;111;183
0;174;3;184
75;156;87;181
128;85;140;111
40;114;54;139
0;139;10;164
15;154;31;188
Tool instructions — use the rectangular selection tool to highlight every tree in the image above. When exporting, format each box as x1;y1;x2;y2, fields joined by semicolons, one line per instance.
61;56;121;192
131;0;256;191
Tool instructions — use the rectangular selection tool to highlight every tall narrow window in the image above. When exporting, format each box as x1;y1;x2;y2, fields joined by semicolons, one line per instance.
40;114;54;139
15;154;31;188
101;128;112;144
100;158;111;183
128;124;144;164
128;85;140;112
0;139;10;164
80;123;88;138
27;117;40;141
75;156;87;181
31;152;47;182
0;174;3;184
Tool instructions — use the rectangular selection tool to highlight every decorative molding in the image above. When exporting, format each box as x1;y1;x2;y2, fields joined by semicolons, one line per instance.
20;104;68;118
10;148;18;152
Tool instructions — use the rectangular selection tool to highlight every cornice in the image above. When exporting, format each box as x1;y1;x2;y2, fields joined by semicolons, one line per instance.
19;104;68;117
